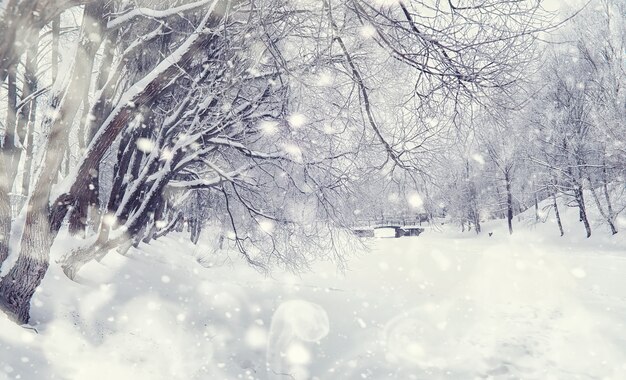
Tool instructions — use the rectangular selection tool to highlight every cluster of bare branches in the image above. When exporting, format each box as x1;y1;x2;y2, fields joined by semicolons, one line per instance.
0;0;548;323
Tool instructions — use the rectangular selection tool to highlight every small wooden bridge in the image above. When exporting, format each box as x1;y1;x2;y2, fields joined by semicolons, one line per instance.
351;214;429;238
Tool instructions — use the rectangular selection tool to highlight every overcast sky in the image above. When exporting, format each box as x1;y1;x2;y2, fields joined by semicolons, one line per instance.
542;0;587;13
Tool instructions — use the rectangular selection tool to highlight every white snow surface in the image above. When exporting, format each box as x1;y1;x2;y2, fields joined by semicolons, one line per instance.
1;197;626;379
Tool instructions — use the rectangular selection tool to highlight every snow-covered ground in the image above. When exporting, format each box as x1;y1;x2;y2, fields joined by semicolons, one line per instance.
1;197;626;380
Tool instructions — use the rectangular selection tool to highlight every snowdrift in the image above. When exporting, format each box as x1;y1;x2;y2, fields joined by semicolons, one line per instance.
0;189;625;379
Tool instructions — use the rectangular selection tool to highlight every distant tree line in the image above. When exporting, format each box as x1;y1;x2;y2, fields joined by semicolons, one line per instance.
435;0;625;237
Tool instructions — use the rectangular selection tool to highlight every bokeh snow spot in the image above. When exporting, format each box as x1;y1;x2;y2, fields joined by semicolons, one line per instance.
136;138;155;153
287;113;307;128
571;268;586;279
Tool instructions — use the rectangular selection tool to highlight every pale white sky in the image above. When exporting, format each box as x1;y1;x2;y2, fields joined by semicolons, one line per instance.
542;0;563;12
542;0;587;13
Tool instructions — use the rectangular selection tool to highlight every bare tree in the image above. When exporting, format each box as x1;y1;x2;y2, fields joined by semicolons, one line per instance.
0;0;550;324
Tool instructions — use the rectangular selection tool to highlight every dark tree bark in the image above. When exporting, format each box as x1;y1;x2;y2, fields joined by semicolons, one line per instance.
142;197;167;244
505;170;513;235
190;217;203;245
0;178;54;323
602;162;617;235
472;210;481;234
0;159;10;267
574;184;591;238
552;190;564;237
68;199;88;238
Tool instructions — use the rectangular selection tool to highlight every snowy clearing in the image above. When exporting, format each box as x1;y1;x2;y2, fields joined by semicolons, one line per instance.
2;201;626;380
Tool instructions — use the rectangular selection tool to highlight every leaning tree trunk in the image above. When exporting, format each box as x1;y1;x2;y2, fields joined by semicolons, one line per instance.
552;190;564;237
0;183;54;323
69;29;118;237
602;162;617;235
65;2;110;237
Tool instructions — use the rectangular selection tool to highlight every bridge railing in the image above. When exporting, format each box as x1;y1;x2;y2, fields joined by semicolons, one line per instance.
351;214;429;229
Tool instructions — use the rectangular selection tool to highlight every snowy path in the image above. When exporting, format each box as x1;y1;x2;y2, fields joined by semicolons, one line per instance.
291;232;626;379
1;227;626;379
